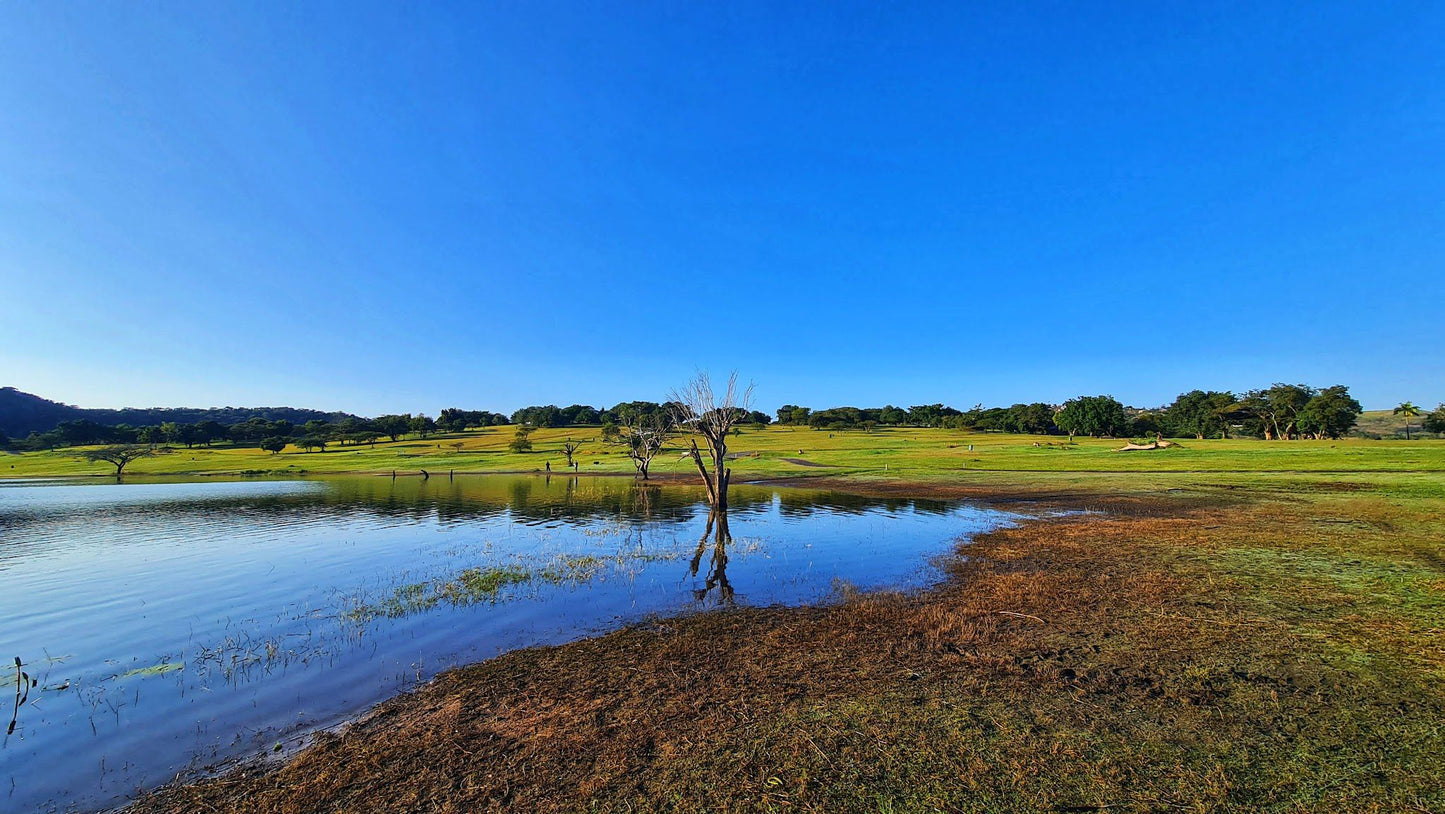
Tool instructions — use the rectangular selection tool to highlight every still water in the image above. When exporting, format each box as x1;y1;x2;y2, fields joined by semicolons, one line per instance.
0;475;1020;812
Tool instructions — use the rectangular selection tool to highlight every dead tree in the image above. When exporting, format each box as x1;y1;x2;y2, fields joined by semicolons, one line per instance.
560;438;583;468
617;411;672;480
670;371;754;510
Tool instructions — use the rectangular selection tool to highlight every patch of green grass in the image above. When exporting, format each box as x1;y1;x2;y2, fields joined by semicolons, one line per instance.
119;661;184;679
6;425;1444;481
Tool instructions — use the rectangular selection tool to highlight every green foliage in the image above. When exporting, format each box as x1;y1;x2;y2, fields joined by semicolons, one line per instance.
373;414;411;442
1240;384;1316;439
1054;395;1130;438
259;436;288;454
409;415;437;439
508;425;534;453
1423;404;1445;435
1298;385;1362;439
1164;390;1237;439
79;444;158;475
295;436;327;452
1395;401;1423;440
776;405;812;425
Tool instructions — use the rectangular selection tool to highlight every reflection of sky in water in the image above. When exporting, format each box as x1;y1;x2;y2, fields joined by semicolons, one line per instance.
0;476;1021;813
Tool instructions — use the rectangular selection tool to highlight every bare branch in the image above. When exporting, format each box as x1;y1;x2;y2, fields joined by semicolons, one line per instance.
668;371;754;508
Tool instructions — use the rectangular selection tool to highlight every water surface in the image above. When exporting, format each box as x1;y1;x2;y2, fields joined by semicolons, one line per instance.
0;475;1019;812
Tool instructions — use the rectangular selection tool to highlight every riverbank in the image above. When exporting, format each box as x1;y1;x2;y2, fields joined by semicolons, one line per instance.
129;471;1444;813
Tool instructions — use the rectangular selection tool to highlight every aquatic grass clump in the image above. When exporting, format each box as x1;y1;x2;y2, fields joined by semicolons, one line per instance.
344;547;689;623
440;566;532;603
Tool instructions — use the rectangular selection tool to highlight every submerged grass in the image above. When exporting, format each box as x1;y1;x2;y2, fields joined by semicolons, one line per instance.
130;471;1445;813
343;552;668;622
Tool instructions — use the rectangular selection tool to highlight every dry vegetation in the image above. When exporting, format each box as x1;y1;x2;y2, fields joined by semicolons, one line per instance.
132;475;1444;813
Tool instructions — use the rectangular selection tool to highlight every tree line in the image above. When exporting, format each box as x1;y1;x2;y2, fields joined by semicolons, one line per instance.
3;384;1441;454
778;384;1425;440
1;410;508;453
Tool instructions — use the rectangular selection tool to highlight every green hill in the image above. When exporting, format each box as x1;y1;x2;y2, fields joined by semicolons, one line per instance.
1353;408;1441;439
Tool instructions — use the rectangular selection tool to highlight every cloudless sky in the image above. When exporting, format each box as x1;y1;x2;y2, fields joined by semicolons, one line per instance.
2;2;1441;415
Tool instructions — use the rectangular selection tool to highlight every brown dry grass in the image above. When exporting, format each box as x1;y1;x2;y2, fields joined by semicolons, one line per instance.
130;482;1445;813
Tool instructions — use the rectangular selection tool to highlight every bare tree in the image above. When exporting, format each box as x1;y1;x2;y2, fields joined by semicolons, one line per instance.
669;371;754;510
80;444;157;476
617;412;672;480
560;438;583;468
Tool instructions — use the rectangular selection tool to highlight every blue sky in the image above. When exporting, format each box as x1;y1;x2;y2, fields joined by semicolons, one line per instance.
1;2;1441;415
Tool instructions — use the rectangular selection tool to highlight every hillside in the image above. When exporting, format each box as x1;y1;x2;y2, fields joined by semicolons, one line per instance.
0;387;359;438
1354;408;1442;439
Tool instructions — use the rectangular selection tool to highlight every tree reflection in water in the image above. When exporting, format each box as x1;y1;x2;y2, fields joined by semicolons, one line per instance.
689;508;733;606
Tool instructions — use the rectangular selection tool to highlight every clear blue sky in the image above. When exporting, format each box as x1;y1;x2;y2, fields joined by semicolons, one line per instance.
2;2;1441;415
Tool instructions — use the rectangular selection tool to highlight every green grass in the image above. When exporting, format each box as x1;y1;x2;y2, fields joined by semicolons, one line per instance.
5;424;1444;481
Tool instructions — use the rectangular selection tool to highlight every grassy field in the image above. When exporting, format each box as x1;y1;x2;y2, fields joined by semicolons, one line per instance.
5;424;1445;480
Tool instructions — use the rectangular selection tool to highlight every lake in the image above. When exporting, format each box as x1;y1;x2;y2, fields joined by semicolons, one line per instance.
0;475;1020;812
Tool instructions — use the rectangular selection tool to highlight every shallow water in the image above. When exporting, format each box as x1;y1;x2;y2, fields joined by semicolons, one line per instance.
0;475;1019;812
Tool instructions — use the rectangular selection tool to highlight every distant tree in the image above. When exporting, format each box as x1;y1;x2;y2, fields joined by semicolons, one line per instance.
1422;404;1445;436
0;429;9;449
1129;410;1165;437
333;417;374;443
80;444;157;476
1164;390;1237;439
775;405;811;425
560;438;583;467
436;408;464;433
373;415;411;442
1298;386;1362;440
746;410;772;425
512;405;563;428
1241;384;1315;440
410;415;437;439
259;436;288;454
1394;401;1422;440
195;420;228;446
296;436;327;452
1054;396;1129;439
600;418;621;443
878;405;909;425
55;419;107;447
1007;403;1057;434
560;404;601;425
508;425;534;454
616;411;672;480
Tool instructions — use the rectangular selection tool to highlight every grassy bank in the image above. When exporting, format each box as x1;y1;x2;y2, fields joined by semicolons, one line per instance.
124;465;1444;813
5;425;1445;481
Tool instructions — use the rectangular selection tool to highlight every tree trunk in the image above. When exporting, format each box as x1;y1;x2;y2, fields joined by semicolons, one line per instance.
689;439;717;506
